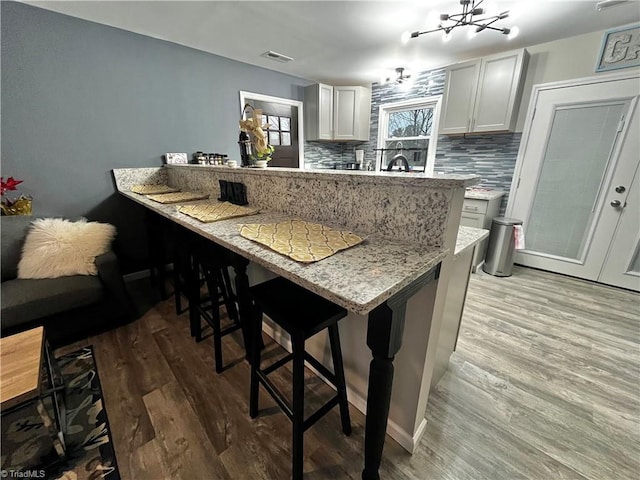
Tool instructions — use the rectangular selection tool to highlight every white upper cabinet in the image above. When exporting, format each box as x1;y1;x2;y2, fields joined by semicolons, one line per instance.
440;61;481;134
441;49;529;134
305;84;371;141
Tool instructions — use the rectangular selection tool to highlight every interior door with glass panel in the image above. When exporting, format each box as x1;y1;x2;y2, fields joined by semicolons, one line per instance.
248;100;299;168
508;75;639;290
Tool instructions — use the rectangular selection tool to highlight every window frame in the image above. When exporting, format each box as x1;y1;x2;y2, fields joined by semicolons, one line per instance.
376;96;442;175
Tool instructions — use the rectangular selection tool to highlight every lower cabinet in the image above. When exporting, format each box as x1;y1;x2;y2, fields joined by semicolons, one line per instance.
459;194;503;270
431;245;476;388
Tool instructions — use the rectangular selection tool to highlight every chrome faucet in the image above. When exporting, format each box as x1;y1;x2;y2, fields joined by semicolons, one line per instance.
386;141;410;172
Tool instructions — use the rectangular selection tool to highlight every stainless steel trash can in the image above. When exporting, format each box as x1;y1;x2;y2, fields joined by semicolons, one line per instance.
482;217;523;277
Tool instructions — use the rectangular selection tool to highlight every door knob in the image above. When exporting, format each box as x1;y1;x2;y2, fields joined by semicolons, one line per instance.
611;200;622;207
615;185;626;193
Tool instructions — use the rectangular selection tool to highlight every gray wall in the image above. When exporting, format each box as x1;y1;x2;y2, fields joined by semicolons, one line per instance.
1;1;311;270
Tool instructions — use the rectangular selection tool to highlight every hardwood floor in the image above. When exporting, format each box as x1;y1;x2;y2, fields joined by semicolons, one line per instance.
56;267;640;479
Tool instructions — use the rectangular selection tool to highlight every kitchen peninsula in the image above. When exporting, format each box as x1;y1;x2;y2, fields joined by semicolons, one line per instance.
113;165;479;478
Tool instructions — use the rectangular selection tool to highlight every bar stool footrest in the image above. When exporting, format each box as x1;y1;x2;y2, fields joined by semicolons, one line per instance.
262;353;294;375
303;395;340;432
256;370;294;419
303;352;336;384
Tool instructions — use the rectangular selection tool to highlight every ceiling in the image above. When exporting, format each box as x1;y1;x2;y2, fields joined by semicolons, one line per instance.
23;0;640;85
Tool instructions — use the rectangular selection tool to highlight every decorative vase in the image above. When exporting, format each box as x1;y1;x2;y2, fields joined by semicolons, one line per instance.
238;131;253;167
255;160;268;168
1;197;32;216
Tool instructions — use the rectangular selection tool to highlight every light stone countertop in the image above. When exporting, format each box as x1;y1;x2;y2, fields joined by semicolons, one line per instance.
167;164;480;189
464;188;506;201
455;226;490;257
120;191;447;316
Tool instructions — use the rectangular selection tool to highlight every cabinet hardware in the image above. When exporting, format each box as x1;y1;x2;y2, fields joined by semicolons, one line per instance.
611;200;622;208
615;185;626;194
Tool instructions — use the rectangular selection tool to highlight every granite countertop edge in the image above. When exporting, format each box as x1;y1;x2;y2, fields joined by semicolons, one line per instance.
120;190;448;316
455;226;490;257
464;189;506;201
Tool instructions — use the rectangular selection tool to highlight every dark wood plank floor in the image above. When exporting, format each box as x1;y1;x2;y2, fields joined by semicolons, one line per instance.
57;266;640;479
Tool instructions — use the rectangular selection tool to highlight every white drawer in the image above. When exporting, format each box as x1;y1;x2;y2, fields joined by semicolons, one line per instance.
462;198;488;214
460;212;484;229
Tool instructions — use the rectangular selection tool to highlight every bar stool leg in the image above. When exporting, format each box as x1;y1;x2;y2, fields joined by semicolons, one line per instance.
173;228;191;316
328;324;352;436
291;334;305;480
205;268;224;373
249;308;263;419
189;260;202;342
216;267;240;325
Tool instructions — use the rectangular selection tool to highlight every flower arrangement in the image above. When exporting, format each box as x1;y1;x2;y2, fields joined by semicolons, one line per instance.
1;176;32;215
239;104;275;164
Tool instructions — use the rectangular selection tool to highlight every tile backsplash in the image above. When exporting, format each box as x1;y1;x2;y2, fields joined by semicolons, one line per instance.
435;133;522;215
304;141;368;169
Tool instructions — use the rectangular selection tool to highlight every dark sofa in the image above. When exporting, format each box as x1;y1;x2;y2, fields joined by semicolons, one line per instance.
1;216;136;345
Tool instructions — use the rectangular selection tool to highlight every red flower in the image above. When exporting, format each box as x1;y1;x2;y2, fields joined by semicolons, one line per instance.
1;177;23;196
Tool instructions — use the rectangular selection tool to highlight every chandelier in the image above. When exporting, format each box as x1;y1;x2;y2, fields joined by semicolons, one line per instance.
381;67;411;85
402;0;519;43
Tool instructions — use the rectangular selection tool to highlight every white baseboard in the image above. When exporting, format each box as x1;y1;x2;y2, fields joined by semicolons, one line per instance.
260;322;425;453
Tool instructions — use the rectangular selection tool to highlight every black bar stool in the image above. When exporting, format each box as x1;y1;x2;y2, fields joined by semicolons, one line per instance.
171;224;196;316
144;211;172;300
249;277;352;480
190;238;242;373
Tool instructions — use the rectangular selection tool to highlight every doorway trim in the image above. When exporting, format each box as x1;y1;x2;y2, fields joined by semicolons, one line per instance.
506;69;640;217
239;91;305;169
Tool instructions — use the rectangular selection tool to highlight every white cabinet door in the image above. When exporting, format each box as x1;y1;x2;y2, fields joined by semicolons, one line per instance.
441;49;528;134
304;83;333;141
334;86;358;140
441;61;480;134
305;84;370;141
318;84;334;140
334;86;371;141
473;51;526;132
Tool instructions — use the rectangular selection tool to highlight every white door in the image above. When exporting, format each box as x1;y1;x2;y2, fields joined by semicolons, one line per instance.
599;163;640;290
508;74;640;291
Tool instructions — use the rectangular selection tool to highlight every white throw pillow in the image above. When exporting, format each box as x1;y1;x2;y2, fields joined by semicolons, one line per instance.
17;218;116;279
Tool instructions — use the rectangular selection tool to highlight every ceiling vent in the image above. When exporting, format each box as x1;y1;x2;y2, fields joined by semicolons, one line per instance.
595;0;630;11
261;51;294;63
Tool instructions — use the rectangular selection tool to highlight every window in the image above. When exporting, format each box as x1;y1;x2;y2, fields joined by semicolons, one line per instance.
377;96;442;174
265;115;292;146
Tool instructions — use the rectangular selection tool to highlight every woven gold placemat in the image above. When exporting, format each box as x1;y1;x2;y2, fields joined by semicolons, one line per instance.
239;220;364;263
177;201;259;223
130;184;180;195
147;191;210;204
